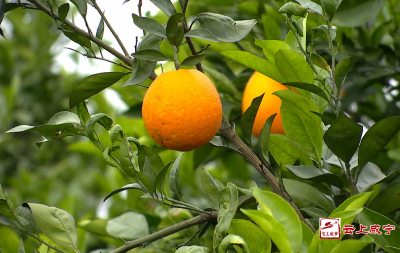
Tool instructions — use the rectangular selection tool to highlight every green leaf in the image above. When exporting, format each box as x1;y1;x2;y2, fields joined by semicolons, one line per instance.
283;178;335;213
120;134;138;180
155;162;172;197
103;183;145;202
274;90;323;161
358;116;400;170
300;221;314;253
176;246;211;253
143;157;156;195
269;134;313;166
27;203;78;250
253;187;302;253
61;24;91;49
284;17;307;56
259;114;277;164
95;14;105;40
368;182;400;215
78;218;108;237
221;51;286;83
241;94;264;144
300;207;329;219
203;65;240;100
311;25;336;41
132;14;166;38
69;72;127;108
131;49;170;61
18;239;25;253
213;183;238;251
334;56;355;91
109;124;123;143
283;82;330;102
166;13;184;48
197;12;256;43
320;0;337;21
242;209;292;253
76;101;90;126
254;39;291;64
209;136;239;153
86;113;113;141
181;54;206;66
200;168;224;205
218;234;250;253
275;49;314;84
185;28;219;42
311;53;330;71
330;237;373;253
278;2;307;17
286;165;343;188
324;111;363;164
295;0;323;15
70;0;87;16
106;212;149;240
291;17;304;37
149;0;176;16
0;184;19;223
356;163;393;193
17;206;41;233
103;146;121;169
333;0;385;27
138;145;164;174
359;208;400;252
228;219;271;253
169;154;183;199
311;111;334;125
58;3;70;23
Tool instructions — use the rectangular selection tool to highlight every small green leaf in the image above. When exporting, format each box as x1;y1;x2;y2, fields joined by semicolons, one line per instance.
95;14;105;40
169;154;183;199
228;219;271;253
185;28;219;42
132;14;166;38
131;49;170;61
311;111;334;125
368;182;400;215
138;145;164;174
300;221;314;253
166;13;184;48
330;237;373;253
149;0;176;16
120;134;138;180
86;113;113;141
109;124;123;143
155;162;172;197
58;3;69;23
358;116;400;170
286;165;343;188
278;2;307;17
295;0;323;15
143;157;156;194
103;183;145;202
218;234;250;253
197;12;256;43
70;0;87;16
136;171;154;196
62;25;91;49
106;212;149;240
241;94;264;144
283;82;330;102
259;114;277;164
356;163;394;193
76;101;90;126
209;136;239;153
334;56;354;91
311;53;330;71
311;25;336;41
103;146;121;169
324;111;363;164
200;168;224;205
320;0;337;21
27;203;78;250
69;72;127;108
181;54;207;66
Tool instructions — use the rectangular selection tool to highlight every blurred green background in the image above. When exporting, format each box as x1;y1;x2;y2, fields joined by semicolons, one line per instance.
1;0;400;252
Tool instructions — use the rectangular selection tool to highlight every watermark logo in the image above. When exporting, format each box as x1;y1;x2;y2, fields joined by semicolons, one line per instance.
320;218;341;239
319;218;396;239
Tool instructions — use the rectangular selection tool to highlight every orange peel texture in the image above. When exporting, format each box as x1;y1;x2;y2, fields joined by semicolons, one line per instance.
242;71;288;137
142;69;223;151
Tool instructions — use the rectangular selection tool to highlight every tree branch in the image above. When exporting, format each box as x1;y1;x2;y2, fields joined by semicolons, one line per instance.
91;0;130;57
110;211;218;253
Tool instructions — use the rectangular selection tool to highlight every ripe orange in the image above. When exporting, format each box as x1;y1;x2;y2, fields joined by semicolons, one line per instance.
142;69;222;151
242;72;288;137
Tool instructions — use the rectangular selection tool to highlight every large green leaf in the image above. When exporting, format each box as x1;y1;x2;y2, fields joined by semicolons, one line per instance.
27;203;78;250
324;111;363;164
333;0;385;27
286;165;343;188
358;116;400;171
274;90;323;161
228;219;271;253
197;12;256;43
269;134;313;166
86;113;113;141
368;182;400;215
253;187;302;253
221;51;286;83
275;49;314;84
70;0;86;16
200;168;224;205
155;162;172;198
359;208;400;252
295;0;323;15
241;94;264;144
106;212;149;240
283;178;335;213
69;72;127;108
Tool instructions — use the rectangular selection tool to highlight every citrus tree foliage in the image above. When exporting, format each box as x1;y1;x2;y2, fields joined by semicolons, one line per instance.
1;0;400;253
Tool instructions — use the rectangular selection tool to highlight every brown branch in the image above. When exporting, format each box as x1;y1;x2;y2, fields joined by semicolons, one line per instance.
91;0;130;57
110;211;218;253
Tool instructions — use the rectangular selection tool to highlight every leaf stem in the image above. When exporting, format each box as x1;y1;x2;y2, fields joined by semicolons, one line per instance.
338;158;357;196
110;212;218;253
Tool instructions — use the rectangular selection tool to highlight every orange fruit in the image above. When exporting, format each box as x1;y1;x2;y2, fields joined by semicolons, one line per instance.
142;69;222;151
242;72;288;137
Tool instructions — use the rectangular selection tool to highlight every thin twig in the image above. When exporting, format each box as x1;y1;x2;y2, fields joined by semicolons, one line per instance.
197;44;210;54
110;212;218;253
91;0;130;57
173;46;180;70
138;0;145;36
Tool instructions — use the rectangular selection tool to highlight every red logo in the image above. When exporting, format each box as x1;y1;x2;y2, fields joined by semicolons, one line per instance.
319;218;341;239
